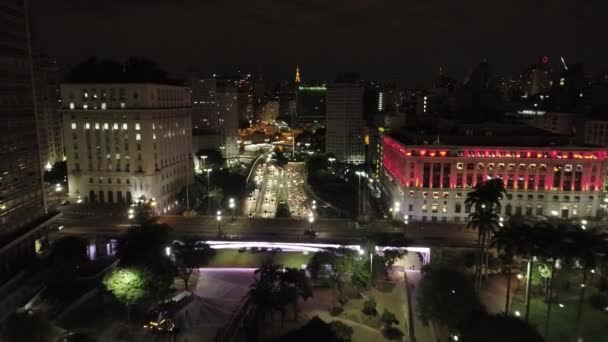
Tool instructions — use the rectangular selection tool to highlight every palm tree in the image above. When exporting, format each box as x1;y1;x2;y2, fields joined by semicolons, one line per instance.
491;223;530;314
534;222;574;339
468;207;499;290
249;257;281;321
515;222;545;323
465;178;507;290
568;228;608;340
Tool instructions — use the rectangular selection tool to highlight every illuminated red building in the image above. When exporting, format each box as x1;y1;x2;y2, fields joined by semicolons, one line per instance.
381;134;608;223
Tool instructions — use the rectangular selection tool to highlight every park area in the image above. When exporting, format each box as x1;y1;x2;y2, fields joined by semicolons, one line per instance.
48;244;422;342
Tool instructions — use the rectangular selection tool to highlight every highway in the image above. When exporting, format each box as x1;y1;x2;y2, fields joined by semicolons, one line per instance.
50;212;478;246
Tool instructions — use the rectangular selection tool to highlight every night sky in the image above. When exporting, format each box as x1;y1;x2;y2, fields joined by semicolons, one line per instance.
32;0;608;86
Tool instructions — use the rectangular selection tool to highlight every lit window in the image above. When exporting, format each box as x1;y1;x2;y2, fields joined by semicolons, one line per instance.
83;104;88;109
136;133;141;141
94;123;100;130
120;102;126;108
101;102;107;110
135;123;141;130
122;123;128;130
113;123;119;130
456;162;463;170
71;123;77;130
152;123;156;130
85;123;90;129
152;133;156;140
69;102;75;109
103;123;109;130
116;153;120;160
84;92;88;98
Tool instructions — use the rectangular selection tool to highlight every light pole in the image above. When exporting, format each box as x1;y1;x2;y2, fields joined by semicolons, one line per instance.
204;168;212;213
288;136;295;159
393;201;400;220
55;183;63;205
355;171;364;219
328;157;336;174
229;198;235;220
308;215;314;232
199;155;207;174
216;210;223;237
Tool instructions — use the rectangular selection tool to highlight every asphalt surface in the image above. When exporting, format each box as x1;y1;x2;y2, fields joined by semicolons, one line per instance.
51;211;478;246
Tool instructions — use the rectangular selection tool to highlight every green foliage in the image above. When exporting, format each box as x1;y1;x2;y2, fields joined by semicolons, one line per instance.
275;202;291;218
380;309;399;329
117;223;175;299
273;147;289;167
338;293;349;307
329;320;354;342
1;312;53;342
416;264;482;330
589;293;608;311
211;168;246;201
383;248;405;270
460;313;544;342
308;251;336;279
103;267;152;306
51;236;88;263
173;242;215;290
196;148;223;166
362;297;378;317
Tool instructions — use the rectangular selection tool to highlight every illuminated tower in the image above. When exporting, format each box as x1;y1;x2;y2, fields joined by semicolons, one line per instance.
295;66;301;84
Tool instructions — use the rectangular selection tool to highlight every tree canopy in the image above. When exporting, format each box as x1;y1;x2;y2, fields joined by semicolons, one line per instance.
103;267;152;306
416;264;482;330
460;313;544;342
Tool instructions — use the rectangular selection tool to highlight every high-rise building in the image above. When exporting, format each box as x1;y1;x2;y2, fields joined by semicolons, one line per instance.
60;83;193;214
295;85;326;126
34;54;64;170
326;76;365;164
216;80;239;162
0;0;46;237
187;73;217;129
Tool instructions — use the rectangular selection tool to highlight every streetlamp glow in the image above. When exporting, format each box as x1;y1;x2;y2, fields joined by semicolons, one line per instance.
551;210;559;216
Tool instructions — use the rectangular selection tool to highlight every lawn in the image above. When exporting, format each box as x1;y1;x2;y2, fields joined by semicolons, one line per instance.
206;249;313;269
511;294;608;342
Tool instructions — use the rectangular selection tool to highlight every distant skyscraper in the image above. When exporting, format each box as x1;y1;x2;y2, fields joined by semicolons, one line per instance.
0;0;46;236
295;85;326;126
34;54;64;170
60;83;193;213
216;80;239;162
326;76;365;164
187;73;217;129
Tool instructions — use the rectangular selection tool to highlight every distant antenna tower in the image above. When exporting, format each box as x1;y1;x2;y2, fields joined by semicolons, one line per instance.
295;66;301;84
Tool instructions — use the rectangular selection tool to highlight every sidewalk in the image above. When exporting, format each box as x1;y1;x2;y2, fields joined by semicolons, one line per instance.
405;270;438;342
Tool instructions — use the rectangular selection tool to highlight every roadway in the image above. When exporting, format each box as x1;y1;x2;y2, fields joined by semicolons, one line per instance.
50;212;478;246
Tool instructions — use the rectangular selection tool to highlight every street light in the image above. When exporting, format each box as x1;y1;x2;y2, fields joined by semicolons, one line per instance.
204;168;212;213
199;155;208;174
128;208;135;220
216;210;223;237
393;201;400;219
308;215;315;232
54;183;63;205
229;198;236;220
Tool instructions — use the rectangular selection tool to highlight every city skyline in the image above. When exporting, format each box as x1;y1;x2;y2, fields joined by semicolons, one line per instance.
32;0;608;86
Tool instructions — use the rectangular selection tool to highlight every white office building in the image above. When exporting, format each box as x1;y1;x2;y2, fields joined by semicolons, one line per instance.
61;83;193;214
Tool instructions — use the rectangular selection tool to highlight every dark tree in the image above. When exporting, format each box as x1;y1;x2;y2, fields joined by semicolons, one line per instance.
196;148;223;167
416;264;482;330
0;312;53;342
173;242;215;290
460;313;544;342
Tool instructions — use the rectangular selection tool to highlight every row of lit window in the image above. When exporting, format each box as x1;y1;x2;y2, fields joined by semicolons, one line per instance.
89;177;131;185
71;122;141;131
69;102;125;110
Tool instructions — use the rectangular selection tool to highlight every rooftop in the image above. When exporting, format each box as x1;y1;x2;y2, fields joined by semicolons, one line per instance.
388;120;588;148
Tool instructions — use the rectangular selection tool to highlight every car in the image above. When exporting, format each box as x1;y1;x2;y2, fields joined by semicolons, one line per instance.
238;247;247;253
260;247;269;253
271;247;282;254
251;247;260;253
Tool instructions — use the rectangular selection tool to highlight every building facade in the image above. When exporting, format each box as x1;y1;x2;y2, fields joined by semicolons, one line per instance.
60;83;193;214
215;82;239;162
0;0;46;237
295;85;326;126
326;82;365;163
381;135;607;223
34;54;64;170
187;73;217;129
